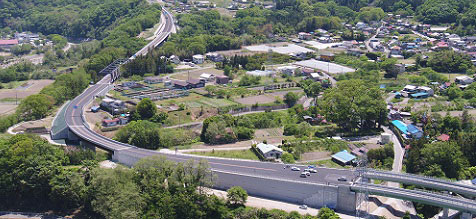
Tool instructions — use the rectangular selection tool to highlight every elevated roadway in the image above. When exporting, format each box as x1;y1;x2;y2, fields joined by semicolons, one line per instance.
351;183;476;214
58;8;476;215
362;169;476;197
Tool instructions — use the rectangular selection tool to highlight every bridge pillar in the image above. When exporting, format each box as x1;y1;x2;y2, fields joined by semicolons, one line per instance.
80;140;96;152
461;212;472;219
441;208;449;218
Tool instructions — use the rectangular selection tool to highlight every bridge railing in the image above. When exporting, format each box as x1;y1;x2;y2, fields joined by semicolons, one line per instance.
359;168;476;191
353;183;476;212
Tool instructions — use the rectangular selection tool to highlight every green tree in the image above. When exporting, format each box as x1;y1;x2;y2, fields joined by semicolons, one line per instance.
284;92;299;107
89;168;145;219
16;94;54;121
136;98;157;120
281;152;295;163
317;207;341;219
320;79;387;131
227;186;248;206
420;141;469;179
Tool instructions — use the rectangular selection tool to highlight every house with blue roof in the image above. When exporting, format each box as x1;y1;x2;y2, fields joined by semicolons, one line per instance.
331;150;356;165
407;124;423;139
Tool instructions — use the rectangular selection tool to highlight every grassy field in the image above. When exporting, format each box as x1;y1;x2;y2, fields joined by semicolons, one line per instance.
307;159;349;169
187;149;260;160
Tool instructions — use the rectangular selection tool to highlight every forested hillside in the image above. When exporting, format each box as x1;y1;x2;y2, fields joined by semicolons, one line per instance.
0;0;151;39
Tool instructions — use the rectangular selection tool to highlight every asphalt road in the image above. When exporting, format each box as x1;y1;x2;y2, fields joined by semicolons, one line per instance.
63;9;356;186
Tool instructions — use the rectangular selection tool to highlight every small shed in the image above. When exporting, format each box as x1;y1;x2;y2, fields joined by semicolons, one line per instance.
256;143;283;160
215;75;230;84
331;150;356;165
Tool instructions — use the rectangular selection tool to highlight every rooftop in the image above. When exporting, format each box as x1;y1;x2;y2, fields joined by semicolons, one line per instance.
257;143;283;154
332;150;356;164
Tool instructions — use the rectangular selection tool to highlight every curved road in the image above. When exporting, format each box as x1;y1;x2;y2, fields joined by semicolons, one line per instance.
61;9;476;214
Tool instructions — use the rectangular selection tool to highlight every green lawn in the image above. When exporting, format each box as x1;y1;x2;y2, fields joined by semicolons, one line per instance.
307;159;349;169
187;149;260;160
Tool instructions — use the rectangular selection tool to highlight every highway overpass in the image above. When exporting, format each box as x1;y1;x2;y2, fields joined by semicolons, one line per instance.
362;169;476;198
351;183;476;214
51;8;476;217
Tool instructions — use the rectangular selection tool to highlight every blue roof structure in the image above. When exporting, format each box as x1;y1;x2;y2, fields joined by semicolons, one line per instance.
472;178;476;185
332;150;356;164
392;120;408;134
410;92;429;98
407;124;423;139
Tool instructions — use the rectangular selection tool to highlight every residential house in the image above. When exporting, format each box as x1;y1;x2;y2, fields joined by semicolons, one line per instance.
256;143;283;160
192;54;205;64
346;49;364;57
403;85;418;93
215;75;230;84
418;86;434;96
390;46;402;55
199;73;215;82
100;98;126;114
169;55;180;64
173;80;190;89
187;79;205;88
277;66;298;76
320;52;335;62
0;39;19;50
298;32;312;40
310;73;324;81
437;134;450;142
455;76;474;85
102;118;120;127
205;52;224;62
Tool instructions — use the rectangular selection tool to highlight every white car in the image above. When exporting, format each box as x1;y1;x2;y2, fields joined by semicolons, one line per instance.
305;171;311;176
291;167;300;171
300;172;307;178
299;204;308;209
304;168;317;173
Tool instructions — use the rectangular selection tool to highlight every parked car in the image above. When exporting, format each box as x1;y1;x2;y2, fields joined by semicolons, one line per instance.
338;176;347;182
300;172;307;178
291;167;301;171
305;171;311;176
299;205;308;209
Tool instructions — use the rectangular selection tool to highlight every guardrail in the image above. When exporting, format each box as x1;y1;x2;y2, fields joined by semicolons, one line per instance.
352;183;476;213
359;168;476;196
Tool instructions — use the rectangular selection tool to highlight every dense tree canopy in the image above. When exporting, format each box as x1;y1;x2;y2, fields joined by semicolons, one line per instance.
320;80;387;131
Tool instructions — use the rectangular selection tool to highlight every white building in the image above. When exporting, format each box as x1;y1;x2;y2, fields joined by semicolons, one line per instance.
455;76;474;85
277;66;298;76
246;70;276;77
199;73;215;82
169;55;180;64
192;54;205;64
256;143;283;160
418;86;434;96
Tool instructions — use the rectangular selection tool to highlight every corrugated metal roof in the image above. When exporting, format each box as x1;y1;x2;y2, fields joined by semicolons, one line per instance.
332;150;356;163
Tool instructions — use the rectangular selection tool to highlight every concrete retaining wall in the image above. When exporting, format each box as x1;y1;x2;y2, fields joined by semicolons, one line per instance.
213;171;356;213
112;151;357;213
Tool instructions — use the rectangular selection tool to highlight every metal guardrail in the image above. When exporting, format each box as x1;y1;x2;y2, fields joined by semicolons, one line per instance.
360;168;476;195
352;183;476;213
